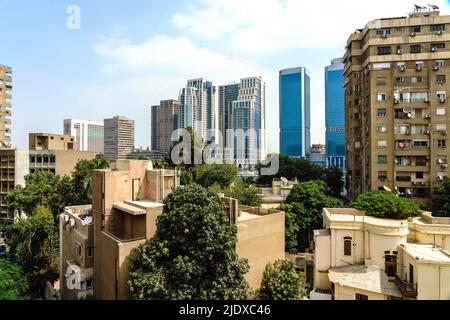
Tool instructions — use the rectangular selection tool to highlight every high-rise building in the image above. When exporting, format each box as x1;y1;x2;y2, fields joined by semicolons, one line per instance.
279;67;311;158
345;8;450;201
151;100;178;153
325;58;346;172
0;64;12;148
104;116;135;161
64;119;104;154
177;79;216;143
218;83;240;161
233;77;266;168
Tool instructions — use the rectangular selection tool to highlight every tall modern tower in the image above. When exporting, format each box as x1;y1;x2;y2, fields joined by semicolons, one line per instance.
0;64;12;148
233;76;266;168
279;67;311;158
64;119;104;154
103;116;135;161
218;83;240;161
151;99;178;153
325;58;346;172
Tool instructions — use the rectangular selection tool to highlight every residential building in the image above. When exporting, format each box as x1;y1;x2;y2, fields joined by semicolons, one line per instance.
345;9;450;202
0;149;29;219
280;67;311;158
151;100;177;153
177;79;216;143
29;133;75;151
104;116;135;161
63;119;104;154
312;208;450;300
60;205;94;300
0;64;12;148
325;58;346;172
127;147;166;161
218;83;240;161
29;150;93;177
233;76;266;168
307;144;327;167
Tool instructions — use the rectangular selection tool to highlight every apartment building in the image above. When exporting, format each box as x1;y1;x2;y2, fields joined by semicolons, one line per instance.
0;65;12;148
104;116;135;161
345;9;450;202
312;208;450;300
64;119;104;154
151;100;177;153
0;149;29;219
29;133;75;151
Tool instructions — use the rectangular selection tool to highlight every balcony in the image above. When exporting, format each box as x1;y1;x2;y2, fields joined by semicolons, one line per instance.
394;275;417;298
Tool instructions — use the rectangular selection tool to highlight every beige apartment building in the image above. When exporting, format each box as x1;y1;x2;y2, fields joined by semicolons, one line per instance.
345;8;450;202
0;65;12;147
151;100;177;153
104;116;135;161
312;208;450;300
29;133;75;151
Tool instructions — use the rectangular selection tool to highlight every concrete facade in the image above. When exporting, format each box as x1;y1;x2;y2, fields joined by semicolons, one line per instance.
29;133;75;151
0;64;12;147
151;100;177;153
29;150;94;177
104;116;135;161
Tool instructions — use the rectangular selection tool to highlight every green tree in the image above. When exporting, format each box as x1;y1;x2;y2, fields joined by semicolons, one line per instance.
195;164;239;188
352;191;420;219
128;184;250;300
282;181;343;252
259;260;305;300
0;259;29;300
3;206;59;292
433;177;450;214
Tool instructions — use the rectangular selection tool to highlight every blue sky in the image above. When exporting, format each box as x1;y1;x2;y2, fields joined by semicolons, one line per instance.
2;0;449;152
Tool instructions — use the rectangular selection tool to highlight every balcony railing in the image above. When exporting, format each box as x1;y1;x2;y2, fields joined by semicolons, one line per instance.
395;276;418;297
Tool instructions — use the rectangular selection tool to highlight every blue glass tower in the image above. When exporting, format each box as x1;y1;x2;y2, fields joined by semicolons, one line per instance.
325;58;346;172
279;67;311;158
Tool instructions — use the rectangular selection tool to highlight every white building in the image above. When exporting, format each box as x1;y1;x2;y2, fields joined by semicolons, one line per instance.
64;119;104;154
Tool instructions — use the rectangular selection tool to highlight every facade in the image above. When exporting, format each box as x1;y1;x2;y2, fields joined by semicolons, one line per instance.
63;119;104;154
29;133;75;151
151;100;177;153
29;150;94;177
0;149;29;219
325;58;346;172
345;9;450;202
177;79;216;143
218;83;240;161
127;148;167;161
104;116;135;161
307;144;327;167
312;208;450;300
233;77;266;168
280;67;311;158
0;65;12;148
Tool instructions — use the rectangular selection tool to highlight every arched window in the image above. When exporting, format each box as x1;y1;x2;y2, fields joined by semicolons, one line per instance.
344;237;352;256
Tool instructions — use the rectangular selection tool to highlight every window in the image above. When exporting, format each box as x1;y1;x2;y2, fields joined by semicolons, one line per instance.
378;171;388;181
431;43;445;50
410;26;421;33
411;76;423;84
355;294;369;300
431;24;445;32
437;91;447;101
437;75;446;84
378;125;388;133
75;243;82;256
377;93;387;101
416;172;424;179
437;108;446;116
415;156;427;166
410;45;421;54
87;247;94;258
86;280;93;290
435;60;445;68
396;175;411;182
413;140;429;148
438;140;446;148
344;237;352;256
385;253;397;277
377;46;391;55
436;124;447;131
378;140;388;148
377;109;387;117
378;155;387;164
376;28;390;36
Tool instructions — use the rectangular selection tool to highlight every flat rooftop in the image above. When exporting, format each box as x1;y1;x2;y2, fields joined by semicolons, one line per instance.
323;208;408;227
402;243;450;264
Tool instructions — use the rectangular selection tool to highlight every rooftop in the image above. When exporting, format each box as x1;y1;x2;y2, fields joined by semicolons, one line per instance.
323;208;408;228
328;265;403;298
401;243;450;264
113;200;163;216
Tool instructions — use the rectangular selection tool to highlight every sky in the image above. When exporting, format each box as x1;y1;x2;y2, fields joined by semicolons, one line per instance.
1;0;450;153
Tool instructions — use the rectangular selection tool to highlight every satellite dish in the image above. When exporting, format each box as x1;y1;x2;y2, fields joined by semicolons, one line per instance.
383;186;392;192
280;177;288;183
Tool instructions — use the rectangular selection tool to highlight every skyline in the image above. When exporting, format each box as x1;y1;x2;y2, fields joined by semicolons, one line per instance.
2;0;450;153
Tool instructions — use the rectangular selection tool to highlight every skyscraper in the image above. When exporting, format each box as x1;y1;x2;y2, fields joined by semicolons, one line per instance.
177;79;216;143
233;77;266;168
325;58;346;172
151;100;178;153
218;83;240;161
0;64;12;148
64;119;104;154
345;9;450;201
279;67;311;158
104;116;135;161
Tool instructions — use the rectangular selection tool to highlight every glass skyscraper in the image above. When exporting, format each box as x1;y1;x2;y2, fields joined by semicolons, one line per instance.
325;58;346;172
279;67;311;158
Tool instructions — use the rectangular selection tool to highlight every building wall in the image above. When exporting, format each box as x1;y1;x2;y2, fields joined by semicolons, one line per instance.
104;116;135;161
64;119;104;154
29;133;75;151
236;212;285;289
314;231;331;290
0;65;12;146
55;150;94;176
151;100;177;153
334;284;388;300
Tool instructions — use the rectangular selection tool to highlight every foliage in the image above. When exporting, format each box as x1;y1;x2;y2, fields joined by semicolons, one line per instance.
2;206;59;292
258;260;305;300
0;259;29;300
194;164;239;188
213;182;263;207
282;181;343;252
128;184;250;300
433;177;450;214
352;192;420;219
256;154;344;197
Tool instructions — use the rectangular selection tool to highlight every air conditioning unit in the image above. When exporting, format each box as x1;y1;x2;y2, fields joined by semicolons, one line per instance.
381;34;388;38
434;65;441;71
420;181;426;186
442;131;448;136
406;190;413;196
438;80;445;85
442;164;448;169
432;47;437;52
394;99;400;104
425;114;431;119
435;30;443;35
69;219;76;229
406;113;412;118
438;159;444;164
412;181;419;186
400;66;406;72
426;130;431;135
425;97;431;102
416;65;423;71
440;98;446;103
437;176;445;181
410;32;417;37
405;130;411;135
397;49;403;55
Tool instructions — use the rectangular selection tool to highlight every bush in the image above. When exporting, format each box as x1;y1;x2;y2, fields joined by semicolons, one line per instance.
259;260;305;300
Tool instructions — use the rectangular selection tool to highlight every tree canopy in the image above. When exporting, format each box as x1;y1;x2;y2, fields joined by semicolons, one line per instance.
258;260;305;300
128;184;250;300
433;177;450;215
211;182;263;208
352;191;420;219
0;259;29;300
194;164;239;188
